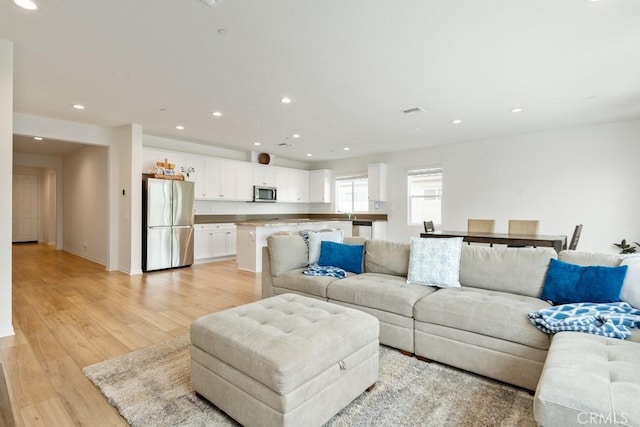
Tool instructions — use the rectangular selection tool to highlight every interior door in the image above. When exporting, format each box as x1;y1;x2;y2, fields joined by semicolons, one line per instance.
12;174;39;242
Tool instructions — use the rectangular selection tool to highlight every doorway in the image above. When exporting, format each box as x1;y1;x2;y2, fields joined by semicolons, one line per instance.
12;173;38;242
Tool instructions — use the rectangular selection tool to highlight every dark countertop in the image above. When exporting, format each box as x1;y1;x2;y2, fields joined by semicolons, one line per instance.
195;213;388;225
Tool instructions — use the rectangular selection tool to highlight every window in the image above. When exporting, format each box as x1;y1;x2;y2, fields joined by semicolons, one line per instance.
335;175;368;213
408;167;443;225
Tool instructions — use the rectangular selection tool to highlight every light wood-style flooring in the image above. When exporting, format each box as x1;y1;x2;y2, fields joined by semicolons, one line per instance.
0;243;261;426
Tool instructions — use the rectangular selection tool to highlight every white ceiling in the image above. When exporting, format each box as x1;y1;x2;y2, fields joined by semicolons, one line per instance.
2;0;640;161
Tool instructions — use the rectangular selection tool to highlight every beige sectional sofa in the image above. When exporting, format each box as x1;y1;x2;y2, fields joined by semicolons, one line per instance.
262;235;639;396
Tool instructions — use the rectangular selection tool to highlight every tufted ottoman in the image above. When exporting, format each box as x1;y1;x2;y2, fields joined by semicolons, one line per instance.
534;332;640;426
190;293;380;427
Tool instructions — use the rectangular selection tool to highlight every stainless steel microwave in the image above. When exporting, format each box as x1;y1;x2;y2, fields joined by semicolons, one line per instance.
253;185;277;202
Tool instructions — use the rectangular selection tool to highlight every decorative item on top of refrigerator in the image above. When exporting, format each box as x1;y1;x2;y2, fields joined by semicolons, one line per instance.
142;176;195;272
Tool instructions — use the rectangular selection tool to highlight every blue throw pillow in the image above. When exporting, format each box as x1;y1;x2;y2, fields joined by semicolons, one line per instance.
317;241;364;274
541;258;628;304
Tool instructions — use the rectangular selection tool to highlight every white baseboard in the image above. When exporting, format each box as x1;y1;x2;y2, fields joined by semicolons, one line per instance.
0;326;15;339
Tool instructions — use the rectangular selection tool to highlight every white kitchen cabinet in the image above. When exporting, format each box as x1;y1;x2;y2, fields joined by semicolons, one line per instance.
253;164;277;187
271;167;308;203
235;161;254;201
194;223;237;262
289;169;309;203
275;167;291;202
368;163;387;202
309;169;332;203
204;158;240;200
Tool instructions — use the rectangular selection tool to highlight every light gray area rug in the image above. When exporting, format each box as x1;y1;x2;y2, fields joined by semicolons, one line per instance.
83;336;535;427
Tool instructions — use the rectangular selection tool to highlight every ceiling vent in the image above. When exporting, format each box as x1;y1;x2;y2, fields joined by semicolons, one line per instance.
199;0;218;6
403;107;425;115
278;142;292;148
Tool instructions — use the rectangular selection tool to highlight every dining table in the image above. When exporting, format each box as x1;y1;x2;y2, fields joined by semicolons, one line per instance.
419;230;567;253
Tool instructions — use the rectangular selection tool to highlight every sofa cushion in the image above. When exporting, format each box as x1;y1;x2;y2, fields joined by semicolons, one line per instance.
300;229;343;264
558;250;622;267
540;258;628;304
267;234;309;276
272;268;351;298
327;273;438;318
414;287;551;350
364;239;410;276
318;241;364;274
460;245;557;297
534;332;640;427
407;237;463;288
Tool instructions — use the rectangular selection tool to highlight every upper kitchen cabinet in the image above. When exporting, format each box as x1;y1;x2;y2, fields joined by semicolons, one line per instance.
309;169;332;203
204;158;250;200
253;164;277;187
367;163;387;202
291;169;310;203
183;155;205;198
278;168;309;203
235;161;254;201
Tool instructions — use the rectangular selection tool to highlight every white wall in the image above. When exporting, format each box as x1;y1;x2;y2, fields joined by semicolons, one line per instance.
113;124;143;274
62;145;109;264
314;120;640;253
0;40;13;337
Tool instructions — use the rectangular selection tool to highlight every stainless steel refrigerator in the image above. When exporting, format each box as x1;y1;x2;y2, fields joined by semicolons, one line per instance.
142;177;195;272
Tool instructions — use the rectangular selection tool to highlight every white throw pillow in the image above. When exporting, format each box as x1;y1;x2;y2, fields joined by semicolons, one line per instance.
620;256;640;309
407;236;463;288
308;230;344;264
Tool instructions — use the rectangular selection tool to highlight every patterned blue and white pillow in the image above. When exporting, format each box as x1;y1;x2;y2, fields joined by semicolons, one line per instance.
407;237;463;288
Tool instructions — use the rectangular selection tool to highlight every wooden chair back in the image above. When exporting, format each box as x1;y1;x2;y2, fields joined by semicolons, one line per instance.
508;219;539;235
467;219;496;233
423;220;435;233
569;224;583;250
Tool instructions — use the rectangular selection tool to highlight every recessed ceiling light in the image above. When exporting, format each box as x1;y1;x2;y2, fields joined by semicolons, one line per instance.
511;107;523;113
343;147;350;151
253;142;261;146
452;119;462;124
33;136;43;141
280;97;292;104
292;134;300;138
199;0;218;6
306;153;313;157
176;125;185;130
211;111;222;117
72;104;85;110
13;0;37;10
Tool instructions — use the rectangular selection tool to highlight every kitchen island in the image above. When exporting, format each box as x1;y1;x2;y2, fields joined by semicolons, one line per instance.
236;220;353;272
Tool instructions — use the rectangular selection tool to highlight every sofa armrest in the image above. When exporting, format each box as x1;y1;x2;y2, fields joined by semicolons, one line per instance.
262;246;274;299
